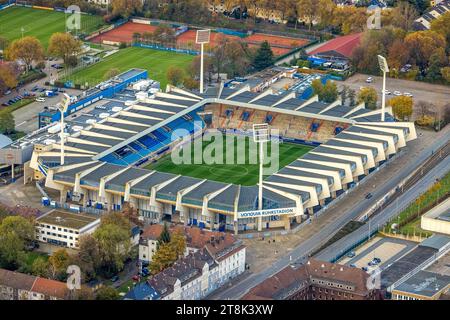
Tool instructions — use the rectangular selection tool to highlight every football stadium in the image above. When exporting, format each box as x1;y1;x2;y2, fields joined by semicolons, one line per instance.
2;68;416;234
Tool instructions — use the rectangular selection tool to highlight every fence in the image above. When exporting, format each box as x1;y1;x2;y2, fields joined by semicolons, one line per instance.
133;42;200;56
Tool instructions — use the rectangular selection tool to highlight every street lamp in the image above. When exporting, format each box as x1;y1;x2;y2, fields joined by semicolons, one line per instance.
377;55;389;122
195;29;211;94
58;93;70;166
253;123;270;231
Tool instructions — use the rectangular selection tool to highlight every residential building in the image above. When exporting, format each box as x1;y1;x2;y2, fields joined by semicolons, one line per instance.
35;209;100;249
0;269;68;300
413;0;450;30
242;259;380;300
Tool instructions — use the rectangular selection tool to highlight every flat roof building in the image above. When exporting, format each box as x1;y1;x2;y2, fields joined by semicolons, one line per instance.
392;270;450;300
35;209;100;249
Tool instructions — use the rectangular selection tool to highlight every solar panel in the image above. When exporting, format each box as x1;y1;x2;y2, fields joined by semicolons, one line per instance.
196;29;211;44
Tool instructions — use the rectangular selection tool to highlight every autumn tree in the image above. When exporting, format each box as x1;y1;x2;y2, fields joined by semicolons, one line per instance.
311;79;338;103
31;257;50;278
170;231;186;259
430;11;450;50
150;242;177;274
158;222;171;245
5;36;44;71
404;30;446;75
167;66;185;87
48;249;70;280
0;63;18;93
358;87;378;110
389;96;413;120
48;32;82;66
111;0;143;18
75;234;101;282
152;24;176;45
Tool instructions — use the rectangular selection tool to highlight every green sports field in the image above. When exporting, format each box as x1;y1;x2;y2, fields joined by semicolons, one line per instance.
145;135;313;186
63;47;194;88
0;6;104;47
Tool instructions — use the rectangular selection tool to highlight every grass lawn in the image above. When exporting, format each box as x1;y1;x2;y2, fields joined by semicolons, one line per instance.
62;47;194;88
388;170;450;237
145;135;313;185
0;6;104;48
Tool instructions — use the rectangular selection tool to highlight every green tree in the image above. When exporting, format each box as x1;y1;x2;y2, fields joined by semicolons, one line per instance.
252;41;274;71
95;286;120;300
94;223;131;276
357;87;378;110
75;234;101;282
158;222;171;245
321;80;338;103
31;257;50;278
348;89;356;107
0;112;15;135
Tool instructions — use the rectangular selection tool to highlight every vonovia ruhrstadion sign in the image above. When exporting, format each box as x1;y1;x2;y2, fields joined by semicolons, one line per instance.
237;207;296;219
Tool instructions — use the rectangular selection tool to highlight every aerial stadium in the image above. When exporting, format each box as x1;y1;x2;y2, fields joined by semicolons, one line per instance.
2;68;416;234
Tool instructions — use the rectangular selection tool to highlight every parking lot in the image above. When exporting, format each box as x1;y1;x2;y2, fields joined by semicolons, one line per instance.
338;236;417;272
340;73;450;118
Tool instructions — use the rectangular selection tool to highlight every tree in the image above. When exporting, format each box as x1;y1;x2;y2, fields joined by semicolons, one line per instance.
404;30;446;75
167;66;185;87
0;63;18;94
111;0;143;19
100;211;131;231
94;223;131;276
252;41;274;71
340;85;349;105
0;231;26;269
170;231;186;259
441;67;450;84
183;77;199;90
31;257;50;278
389;96;413;120
150;242;177;274
430;11;450;50
348;89;356;107
389;1;418;31
158;222;171;245
48;32;82;66
95;286;120;300
76;234;101;282
152;25;176;45
357;87;378;110
321;80;338;103
48;249;70;280
104;68;120;80
0;112;15;135
5;36;44;71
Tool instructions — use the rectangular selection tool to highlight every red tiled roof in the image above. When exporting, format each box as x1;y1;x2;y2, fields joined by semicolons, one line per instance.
309;33;362;58
31;277;68;299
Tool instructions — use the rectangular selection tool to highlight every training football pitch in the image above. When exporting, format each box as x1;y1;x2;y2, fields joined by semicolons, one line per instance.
145;135;314;186
0;6;104;47
63;47;194;88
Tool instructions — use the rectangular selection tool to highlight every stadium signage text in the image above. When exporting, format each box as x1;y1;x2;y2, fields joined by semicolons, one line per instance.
237;207;296;219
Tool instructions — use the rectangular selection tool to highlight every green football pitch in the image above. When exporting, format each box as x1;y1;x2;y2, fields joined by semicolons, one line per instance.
0;6;104;48
63;47;194;88
145;135;314;186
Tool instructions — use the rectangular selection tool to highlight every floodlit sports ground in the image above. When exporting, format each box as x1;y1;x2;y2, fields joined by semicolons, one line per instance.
0;6;104;47
146;135;313;186
62;47;194;88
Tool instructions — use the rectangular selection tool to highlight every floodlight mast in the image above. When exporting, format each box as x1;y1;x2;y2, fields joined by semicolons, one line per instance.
377;55;389;122
196;30;211;94
253;124;270;232
59;94;70;166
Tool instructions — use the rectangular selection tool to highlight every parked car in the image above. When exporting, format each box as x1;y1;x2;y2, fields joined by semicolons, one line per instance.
36;97;46;102
384;90;391;95
347;251;356;258
362;266;369;272
366;77;373;83
350;264;356;268
110;275;119;283
365;193;373;199
393;91;402;96
404;92;413;97
4;90;11;95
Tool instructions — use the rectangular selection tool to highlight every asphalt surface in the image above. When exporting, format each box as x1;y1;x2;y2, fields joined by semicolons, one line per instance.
211;127;450;300
317;154;450;262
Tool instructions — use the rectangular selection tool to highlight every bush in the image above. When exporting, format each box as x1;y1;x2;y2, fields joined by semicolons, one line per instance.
119;42;128;49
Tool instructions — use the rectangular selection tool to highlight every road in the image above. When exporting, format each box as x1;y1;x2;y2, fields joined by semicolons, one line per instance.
211;127;450;300
316;152;450;262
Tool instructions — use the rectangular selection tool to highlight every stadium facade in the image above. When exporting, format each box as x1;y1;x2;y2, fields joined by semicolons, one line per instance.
22;70;416;233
